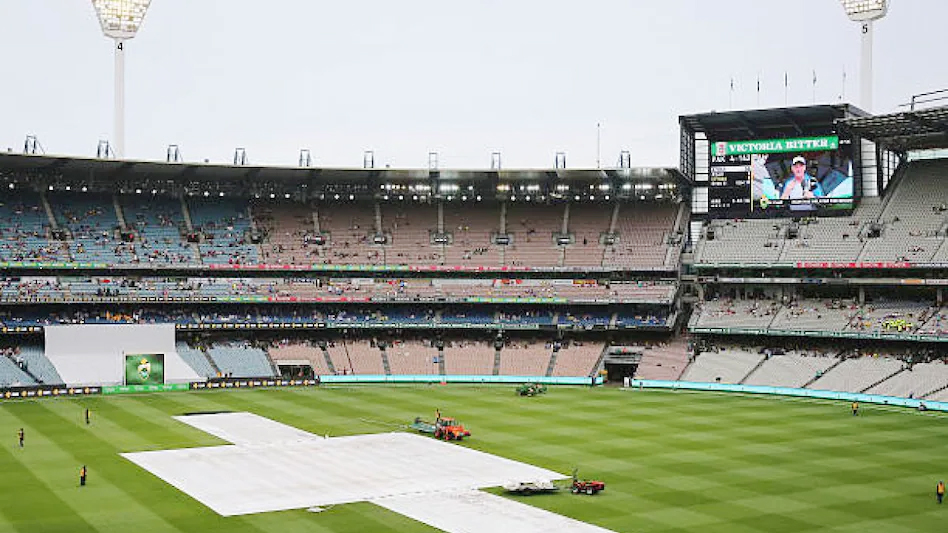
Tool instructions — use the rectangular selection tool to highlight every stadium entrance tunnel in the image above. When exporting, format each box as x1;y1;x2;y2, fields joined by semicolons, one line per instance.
605;362;636;383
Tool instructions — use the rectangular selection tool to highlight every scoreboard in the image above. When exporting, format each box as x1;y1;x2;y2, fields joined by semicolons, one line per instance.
707;135;855;218
709;153;752;217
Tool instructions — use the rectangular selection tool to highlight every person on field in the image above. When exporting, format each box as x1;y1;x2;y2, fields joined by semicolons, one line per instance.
85;408;91;425
80;465;87;487
851;402;859;416
17;428;24;448
937;481;945;504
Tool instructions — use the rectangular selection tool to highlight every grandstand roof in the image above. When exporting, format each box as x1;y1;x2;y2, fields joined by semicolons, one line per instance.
0;152;685;185
680;104;868;141
837;106;948;152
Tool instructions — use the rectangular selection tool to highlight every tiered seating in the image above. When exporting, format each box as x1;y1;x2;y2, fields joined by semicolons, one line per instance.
324;341;384;374
603;203;676;269
205;342;274;377
928;388;948;402
266;342;331;375
697;161;948;265
777;205;877;262
382;204;440;266
443;341;495;375
866;361;948;398
768;299;858;332
315;203;381;265
442;204;501;267
253;201;319;265
743;352;838;388
563;204;609;267
499;342;551;376
0;192;64;262
504;204;563;267
808;356;904;393
846;301;933;334
696;219;784;264
560;309;611;327
386;341;438;375
918;308;948;336
551;342;602;377
692;298;780;329
189;198;258;265
122;196;194;264
0;354;37;387
680;348;763;384
16;345;63;384
51;193;128;263
634;340;689;380
176;342;217;378
859;161;948;263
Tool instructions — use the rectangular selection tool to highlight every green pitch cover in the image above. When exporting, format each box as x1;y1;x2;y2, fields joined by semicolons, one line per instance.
124;354;165;385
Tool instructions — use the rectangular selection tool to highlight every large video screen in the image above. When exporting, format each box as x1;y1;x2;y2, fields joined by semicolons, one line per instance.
709;135;855;217
125;354;165;385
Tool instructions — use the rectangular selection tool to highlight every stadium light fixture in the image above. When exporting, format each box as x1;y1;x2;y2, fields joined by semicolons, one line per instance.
839;0;888;111
92;0;153;159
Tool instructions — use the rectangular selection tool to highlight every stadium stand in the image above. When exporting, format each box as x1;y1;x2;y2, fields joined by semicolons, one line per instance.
499;341;552;376
505;204;563;267
267;341;331;376
696;160;948;266
807;356;904;393
50;192;127;263
252;201;319;265
443;340;496;375
385;340;438;375
865;361;948;398
563;204;611;267
551;342;603;377
175;342;218;379
0;349;37;387
122;195;195;264
382;204;441;266
442;203;501;267
188;198;259;265
742;351;838;388
15;345;63;385
205;342;275;378
680;348;763;384
633;340;690;380
0;192;64;262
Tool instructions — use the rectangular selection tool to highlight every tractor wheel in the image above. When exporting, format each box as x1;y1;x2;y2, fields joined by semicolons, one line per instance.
571;486;580;494
585;487;594;495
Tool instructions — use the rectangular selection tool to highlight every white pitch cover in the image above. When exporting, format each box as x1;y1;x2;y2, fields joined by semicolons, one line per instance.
44;324;199;386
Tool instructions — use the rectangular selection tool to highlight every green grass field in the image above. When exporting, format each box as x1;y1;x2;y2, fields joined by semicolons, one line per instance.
1;385;946;532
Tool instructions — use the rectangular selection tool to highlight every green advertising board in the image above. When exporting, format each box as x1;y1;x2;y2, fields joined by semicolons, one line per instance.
124;354;165;385
712;136;839;156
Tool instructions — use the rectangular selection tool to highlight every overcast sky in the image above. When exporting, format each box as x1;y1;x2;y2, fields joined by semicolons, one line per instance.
1;1;945;169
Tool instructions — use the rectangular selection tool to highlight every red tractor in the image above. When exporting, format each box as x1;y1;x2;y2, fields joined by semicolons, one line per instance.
434;416;471;441
571;469;605;495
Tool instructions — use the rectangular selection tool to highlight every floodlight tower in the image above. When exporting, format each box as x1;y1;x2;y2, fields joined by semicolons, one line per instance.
839;0;888;112
92;0;153;159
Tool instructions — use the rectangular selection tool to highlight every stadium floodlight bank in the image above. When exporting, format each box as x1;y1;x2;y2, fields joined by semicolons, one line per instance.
91;0;153;159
